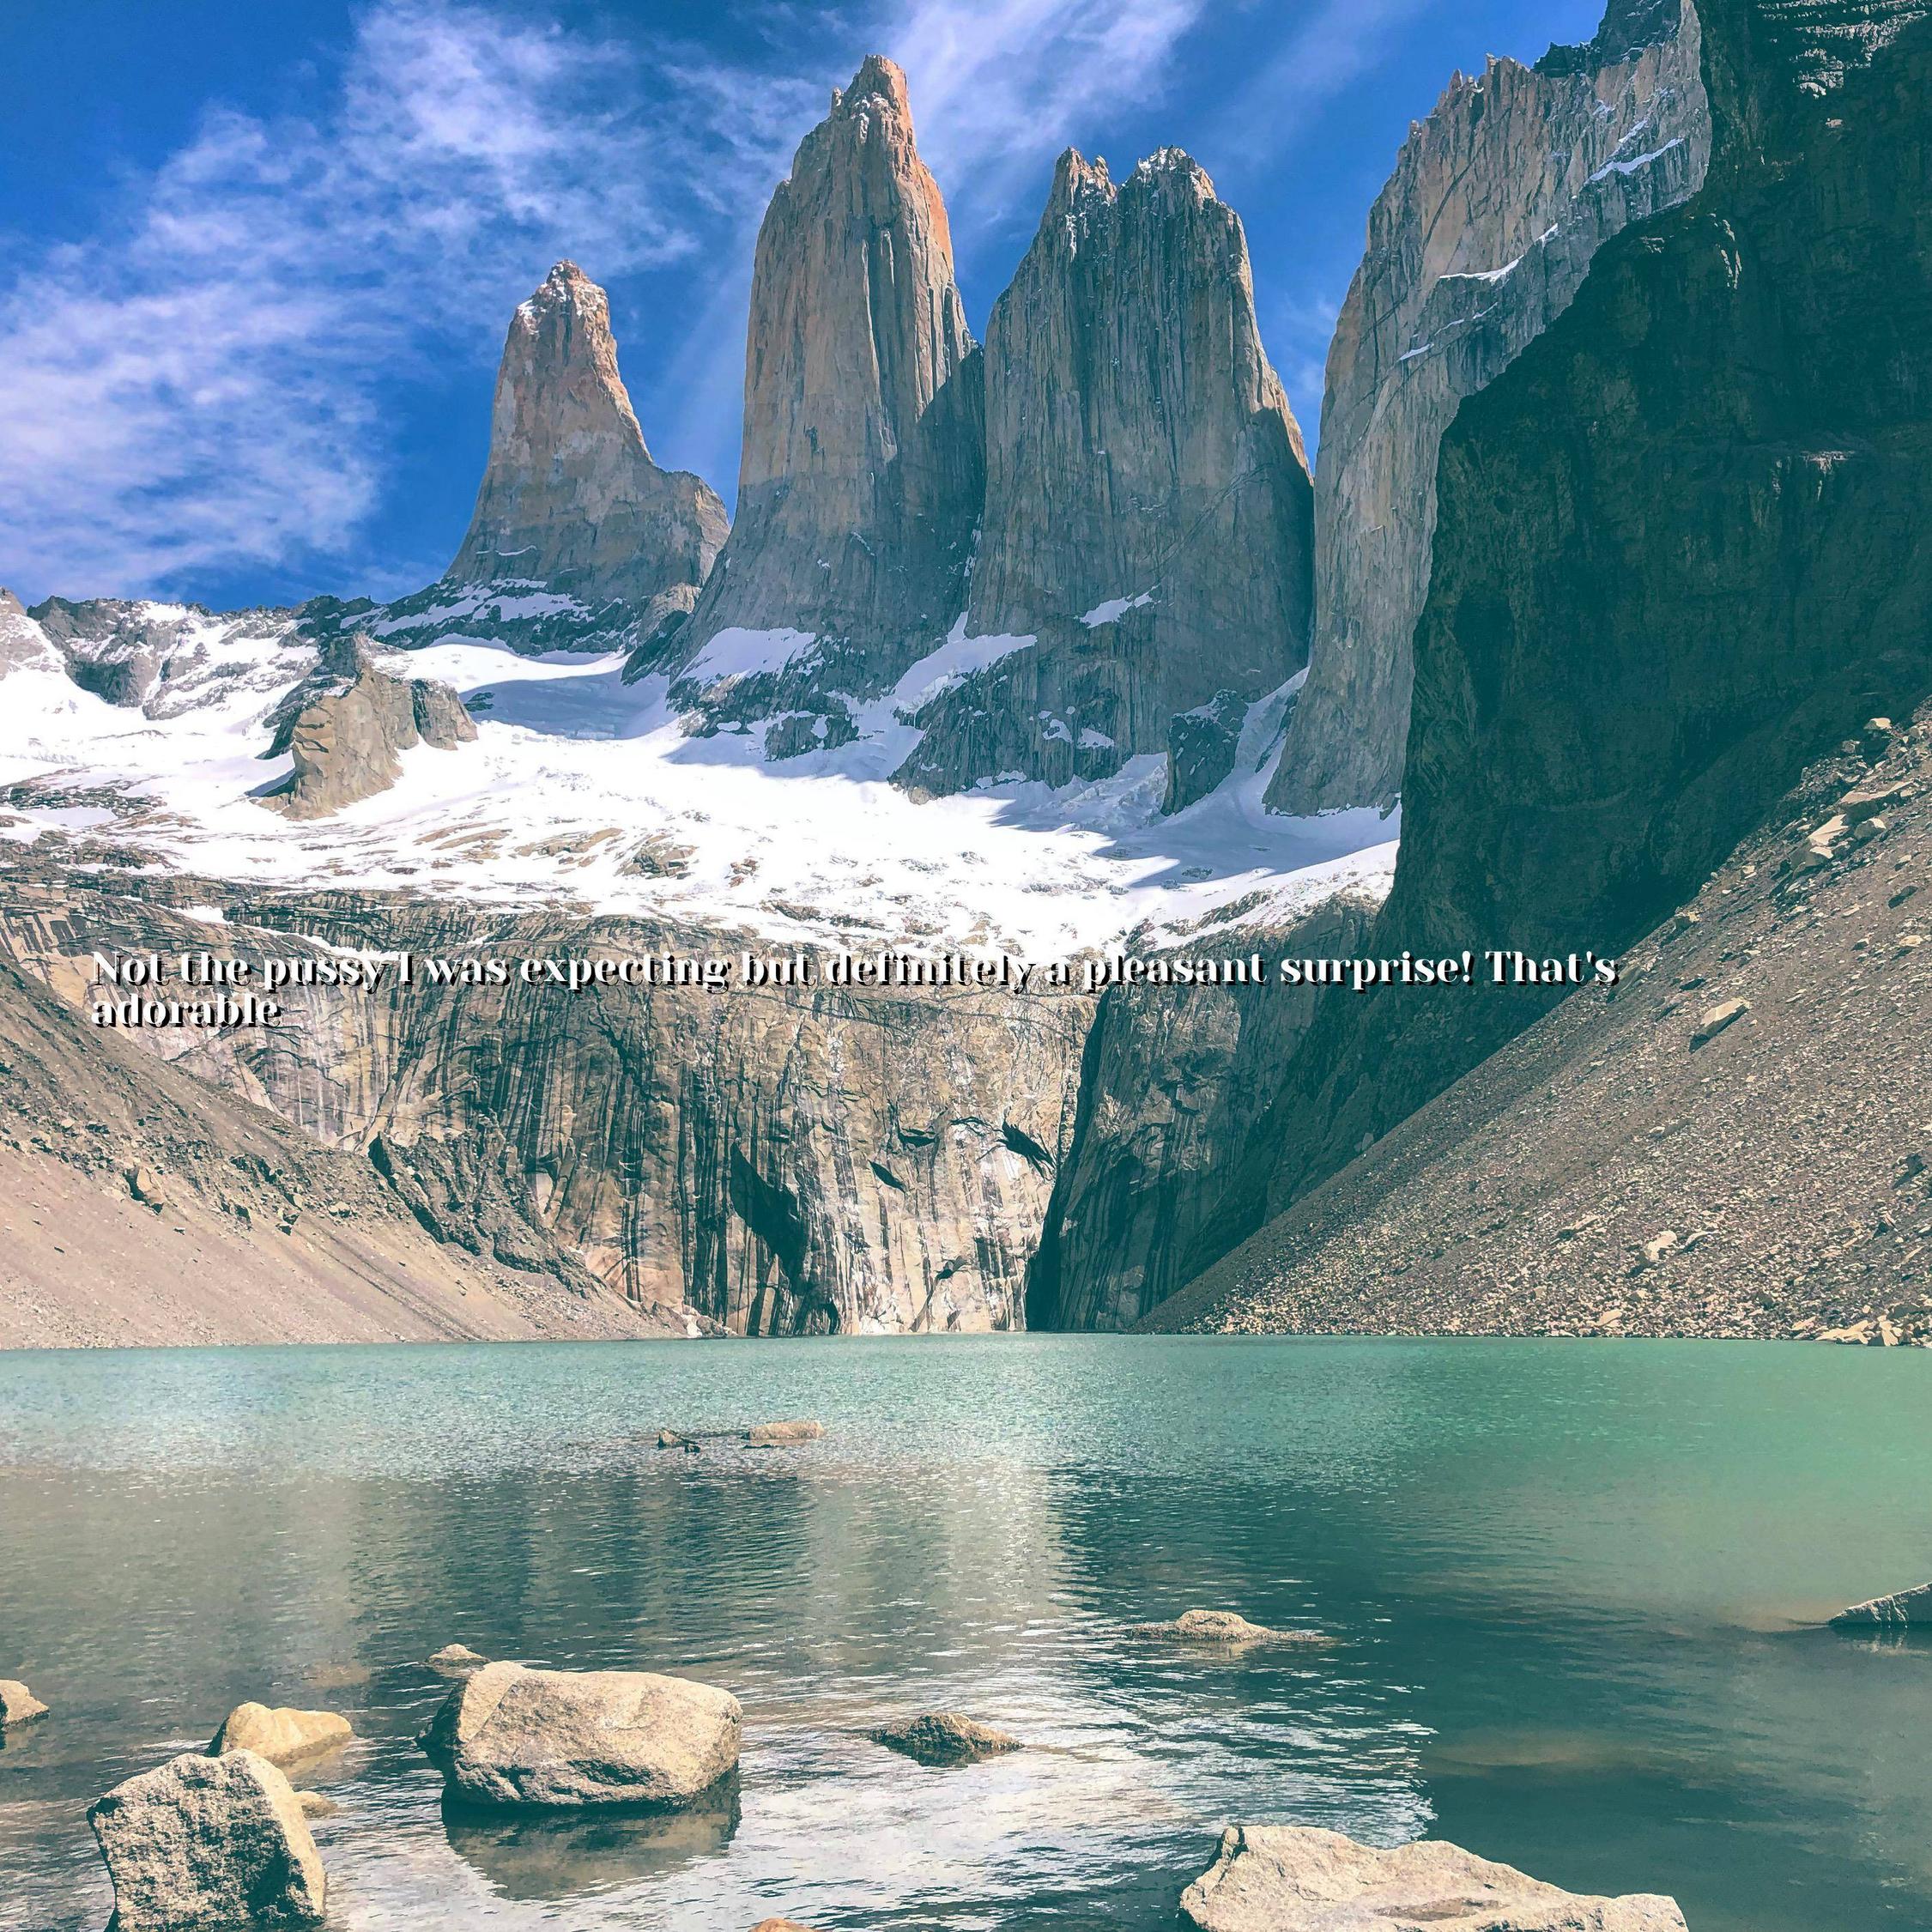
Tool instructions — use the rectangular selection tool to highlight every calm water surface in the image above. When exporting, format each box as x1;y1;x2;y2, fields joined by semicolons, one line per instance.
2;1337;1929;1931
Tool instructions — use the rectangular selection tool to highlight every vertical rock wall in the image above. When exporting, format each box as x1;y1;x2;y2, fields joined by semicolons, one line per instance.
895;149;1314;808
1270;1;1710;815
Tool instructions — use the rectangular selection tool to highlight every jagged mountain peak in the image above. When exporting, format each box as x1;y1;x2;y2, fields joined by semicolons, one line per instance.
669;46;979;691
432;261;725;639
832;51;911;117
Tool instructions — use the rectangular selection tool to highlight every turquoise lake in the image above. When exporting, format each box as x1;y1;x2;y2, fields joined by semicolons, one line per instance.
1;1336;1929;1930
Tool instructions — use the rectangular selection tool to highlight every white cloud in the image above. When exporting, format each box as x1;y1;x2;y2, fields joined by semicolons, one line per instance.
0;0;814;603
883;0;1208;231
1217;0;1438;168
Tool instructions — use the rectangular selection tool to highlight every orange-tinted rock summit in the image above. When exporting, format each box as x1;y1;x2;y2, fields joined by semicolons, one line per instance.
670;56;982;706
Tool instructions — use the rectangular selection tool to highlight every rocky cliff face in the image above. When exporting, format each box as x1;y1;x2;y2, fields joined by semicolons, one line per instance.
896;149;1313;809
1024;893;1379;1332
30;597;314;716
0;871;1087;1336
0;924;674;1348
1124;0;1932;1326
1269;0;1710;816
318;263;726;659
262;635;476;821
1147;704;1932;1343
668;57;982;727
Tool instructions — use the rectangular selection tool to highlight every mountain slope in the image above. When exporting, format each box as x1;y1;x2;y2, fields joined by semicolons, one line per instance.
1146;711;1932;1339
0;952;675;1347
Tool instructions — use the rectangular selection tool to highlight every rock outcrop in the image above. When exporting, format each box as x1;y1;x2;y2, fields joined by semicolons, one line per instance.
1270;0;1710;815
867;1712;1022;1765
423;1662;741;1808
0;1678;48;1726
1143;0;1932;1339
1179;1826;1686;1932
89;1750;326;1931
27;597;316;718
206;1704;352;1765
669;57;981;720
1832;1581;1932;1626
897;148;1313;808
262;634;475;820
1024;893;1381;1331
1128;1609;1332;1650
428;1644;491;1674
411;261;727;654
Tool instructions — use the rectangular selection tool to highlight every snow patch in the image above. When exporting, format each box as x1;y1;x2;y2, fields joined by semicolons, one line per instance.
1079;591;1155;627
681;627;818;684
1590;136;1684;184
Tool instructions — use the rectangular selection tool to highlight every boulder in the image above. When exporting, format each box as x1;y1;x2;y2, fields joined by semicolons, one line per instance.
423;1661;740;1808
1689;999;1749;1048
1179;1826;1686;1931
0;1678;48;1727
207;1702;352;1765
1831;1580;1932;1627
427;1643;490;1675
746;1419;826;1447
867;1712;1022;1765
1130;1609;1333;1650
88;1748;326;1930
294;1791;338;1819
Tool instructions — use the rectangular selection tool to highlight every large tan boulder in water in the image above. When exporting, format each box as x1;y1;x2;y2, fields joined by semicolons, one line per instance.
1179;1826;1686;1931
88;1748;325;1930
422;1661;741;1808
207;1702;352;1765
0;1678;48;1727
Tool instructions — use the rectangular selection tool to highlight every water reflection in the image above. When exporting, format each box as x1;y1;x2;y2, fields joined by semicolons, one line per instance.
442;1782;742;1900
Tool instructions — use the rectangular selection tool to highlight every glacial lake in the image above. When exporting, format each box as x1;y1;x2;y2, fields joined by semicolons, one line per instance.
2;1336;1929;1932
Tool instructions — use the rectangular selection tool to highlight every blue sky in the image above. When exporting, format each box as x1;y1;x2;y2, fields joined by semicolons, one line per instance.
0;0;1608;611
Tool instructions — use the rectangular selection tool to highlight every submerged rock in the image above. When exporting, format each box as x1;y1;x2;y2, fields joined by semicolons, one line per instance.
427;1643;491;1675
0;1678;48;1727
867;1711;1022;1765
88;1748;326;1930
294;1790;338;1820
207;1702;352;1765
1179;1825;1686;1931
1832;1581;1932;1627
746;1419;826;1447
423;1661;741;1808
1130;1609;1333;1650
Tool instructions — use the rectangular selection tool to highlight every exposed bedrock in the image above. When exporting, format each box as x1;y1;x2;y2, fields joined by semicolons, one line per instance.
1270;0;1710;816
3;881;1088;1337
306;263;727;660
898;148;1313;809
1025;893;1380;1332
669;56;982;711
261;634;475;821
